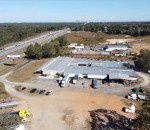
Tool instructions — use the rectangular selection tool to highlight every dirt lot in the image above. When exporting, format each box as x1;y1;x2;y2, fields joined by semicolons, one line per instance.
7;58;50;82
7;87;137;130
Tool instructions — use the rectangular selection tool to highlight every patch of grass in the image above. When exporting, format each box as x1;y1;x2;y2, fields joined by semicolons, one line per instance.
7;58;50;82
65;32;130;45
0;82;9;99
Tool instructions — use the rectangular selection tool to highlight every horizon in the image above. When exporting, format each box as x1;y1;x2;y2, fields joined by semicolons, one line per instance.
0;0;150;23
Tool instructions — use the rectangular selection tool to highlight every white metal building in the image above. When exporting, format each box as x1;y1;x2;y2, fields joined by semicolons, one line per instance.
38;56;137;86
104;44;129;52
68;43;84;50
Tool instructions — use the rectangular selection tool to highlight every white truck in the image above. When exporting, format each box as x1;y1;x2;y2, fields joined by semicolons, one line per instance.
72;75;78;84
124;104;136;113
127;93;148;101
61;74;70;87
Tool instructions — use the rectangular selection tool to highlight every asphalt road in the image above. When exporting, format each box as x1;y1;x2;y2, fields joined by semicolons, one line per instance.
0;29;69;57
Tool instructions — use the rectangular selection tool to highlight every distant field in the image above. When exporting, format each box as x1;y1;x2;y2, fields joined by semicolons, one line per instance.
7;58;50;82
65;32;132;45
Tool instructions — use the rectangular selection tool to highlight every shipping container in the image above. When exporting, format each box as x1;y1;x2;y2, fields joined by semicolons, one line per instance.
92;79;98;89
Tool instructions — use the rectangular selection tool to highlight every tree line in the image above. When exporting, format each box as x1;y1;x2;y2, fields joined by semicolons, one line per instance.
1;22;150;47
73;22;150;36
0;23;75;47
134;49;150;73
25;36;69;59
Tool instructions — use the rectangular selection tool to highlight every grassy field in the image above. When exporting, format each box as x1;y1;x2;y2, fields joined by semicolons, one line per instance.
0;82;9;99
7;58;50;82
65;32;132;45
129;36;150;54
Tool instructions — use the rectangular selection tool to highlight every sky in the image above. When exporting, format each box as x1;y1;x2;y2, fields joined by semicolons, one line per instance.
0;0;150;23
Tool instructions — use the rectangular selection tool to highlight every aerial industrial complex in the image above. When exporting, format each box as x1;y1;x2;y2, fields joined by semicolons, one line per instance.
38;56;137;87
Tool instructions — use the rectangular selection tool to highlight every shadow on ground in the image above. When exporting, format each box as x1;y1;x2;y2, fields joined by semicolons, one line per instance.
89;109;134;130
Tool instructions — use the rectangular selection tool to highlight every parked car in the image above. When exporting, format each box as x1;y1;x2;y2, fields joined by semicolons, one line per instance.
126;93;137;100
126;93;149;101
137;95;149;101
45;90;53;96
45;92;51;96
39;90;46;94
21;87;26;90
131;87;146;94
30;88;37;93
41;74;47;77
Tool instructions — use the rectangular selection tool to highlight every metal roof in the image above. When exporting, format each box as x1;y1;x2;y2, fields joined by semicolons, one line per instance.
39;56;137;80
106;44;128;49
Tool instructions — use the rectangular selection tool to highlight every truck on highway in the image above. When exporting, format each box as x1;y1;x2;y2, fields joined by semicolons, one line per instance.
7;55;21;59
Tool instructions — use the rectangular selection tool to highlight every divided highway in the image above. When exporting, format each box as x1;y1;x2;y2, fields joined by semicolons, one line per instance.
0;28;70;57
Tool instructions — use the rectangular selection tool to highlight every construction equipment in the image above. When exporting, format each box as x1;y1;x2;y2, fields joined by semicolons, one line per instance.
18;110;30;118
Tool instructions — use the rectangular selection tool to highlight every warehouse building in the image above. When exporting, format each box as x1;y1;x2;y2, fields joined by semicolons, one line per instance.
37;56;137;87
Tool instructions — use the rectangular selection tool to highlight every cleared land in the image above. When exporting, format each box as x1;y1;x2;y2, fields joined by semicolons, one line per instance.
7;58;50;82
129;36;150;54
6;85;138;130
66;32;150;54
65;32;134;45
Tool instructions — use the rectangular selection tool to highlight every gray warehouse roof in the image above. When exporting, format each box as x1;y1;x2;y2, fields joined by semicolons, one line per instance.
38;56;137;80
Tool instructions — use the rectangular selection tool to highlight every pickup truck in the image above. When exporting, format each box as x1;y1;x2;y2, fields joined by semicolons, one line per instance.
126;93;149;101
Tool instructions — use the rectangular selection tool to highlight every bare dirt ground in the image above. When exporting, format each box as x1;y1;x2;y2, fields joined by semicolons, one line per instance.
0;70;149;130
5;85;136;130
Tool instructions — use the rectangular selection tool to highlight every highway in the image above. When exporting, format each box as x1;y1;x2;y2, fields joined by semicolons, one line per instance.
0;28;70;57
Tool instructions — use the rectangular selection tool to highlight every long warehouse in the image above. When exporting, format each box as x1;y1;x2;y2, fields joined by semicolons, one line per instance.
37;56;138;86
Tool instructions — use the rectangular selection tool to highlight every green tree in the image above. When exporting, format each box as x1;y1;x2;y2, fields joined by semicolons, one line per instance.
25;44;35;58
34;43;43;59
57;36;68;47
25;43;42;59
133;91;150;129
134;49;150;72
42;43;56;58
